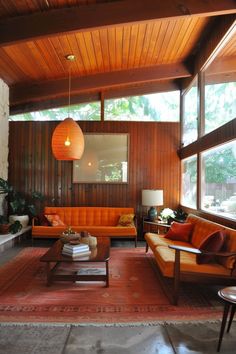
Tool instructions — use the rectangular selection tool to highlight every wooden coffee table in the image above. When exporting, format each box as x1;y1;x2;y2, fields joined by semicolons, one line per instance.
40;237;110;287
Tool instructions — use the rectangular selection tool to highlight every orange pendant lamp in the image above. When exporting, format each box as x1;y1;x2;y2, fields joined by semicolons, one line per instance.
51;55;84;161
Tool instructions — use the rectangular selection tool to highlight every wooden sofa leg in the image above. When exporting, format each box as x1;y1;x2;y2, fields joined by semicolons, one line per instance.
146;242;149;253
173;249;180;305
135;236;137;248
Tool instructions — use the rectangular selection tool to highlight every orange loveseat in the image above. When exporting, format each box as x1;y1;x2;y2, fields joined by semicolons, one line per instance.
32;206;137;246
145;214;236;304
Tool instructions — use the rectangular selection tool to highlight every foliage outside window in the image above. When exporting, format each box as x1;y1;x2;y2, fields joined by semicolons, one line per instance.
10;102;101;121
205;81;236;134
182;78;198;146
181;155;197;209
104;91;180;121
201;140;236;220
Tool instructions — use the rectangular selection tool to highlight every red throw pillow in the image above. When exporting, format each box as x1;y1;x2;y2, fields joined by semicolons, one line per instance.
196;230;225;264
164;222;193;242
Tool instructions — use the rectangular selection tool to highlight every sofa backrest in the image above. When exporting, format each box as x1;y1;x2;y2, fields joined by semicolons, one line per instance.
44;207;135;226
187;213;236;269
187;214;224;248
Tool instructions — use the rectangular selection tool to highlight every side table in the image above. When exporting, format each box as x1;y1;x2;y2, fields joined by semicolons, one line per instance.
142;218;170;237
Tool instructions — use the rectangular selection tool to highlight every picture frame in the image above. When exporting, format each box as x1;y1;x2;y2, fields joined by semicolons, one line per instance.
73;133;129;183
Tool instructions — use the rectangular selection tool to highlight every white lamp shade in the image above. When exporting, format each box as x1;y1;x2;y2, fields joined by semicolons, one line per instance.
142;189;163;206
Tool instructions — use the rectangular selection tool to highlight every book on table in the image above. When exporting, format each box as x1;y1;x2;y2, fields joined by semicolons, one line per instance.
62;249;91;258
63;243;89;254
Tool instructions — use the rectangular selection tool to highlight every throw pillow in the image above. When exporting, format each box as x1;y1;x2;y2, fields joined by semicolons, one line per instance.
45;214;65;227
37;213;51;226
164;221;193;242
117;214;135;227
196;230;226;264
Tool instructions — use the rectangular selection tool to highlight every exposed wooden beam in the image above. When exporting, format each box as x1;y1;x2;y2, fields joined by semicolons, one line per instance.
178;117;236;159
181;14;236;90
10;81;179;115
10;63;190;105
195;14;236;72
206;55;236;74
1;0;236;46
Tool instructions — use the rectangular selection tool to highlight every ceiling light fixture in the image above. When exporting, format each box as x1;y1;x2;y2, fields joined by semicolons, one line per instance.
51;54;84;160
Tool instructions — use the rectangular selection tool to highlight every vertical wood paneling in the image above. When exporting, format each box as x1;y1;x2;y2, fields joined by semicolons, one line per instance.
9;121;180;235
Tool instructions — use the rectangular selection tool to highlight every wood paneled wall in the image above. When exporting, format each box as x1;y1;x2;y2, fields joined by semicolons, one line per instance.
9;121;180;228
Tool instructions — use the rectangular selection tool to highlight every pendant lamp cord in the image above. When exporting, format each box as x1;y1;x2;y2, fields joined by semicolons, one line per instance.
68;66;71;117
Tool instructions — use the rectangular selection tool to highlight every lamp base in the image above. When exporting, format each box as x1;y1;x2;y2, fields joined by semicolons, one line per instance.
148;207;157;221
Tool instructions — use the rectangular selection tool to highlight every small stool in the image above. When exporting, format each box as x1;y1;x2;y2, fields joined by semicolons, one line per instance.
217;286;236;352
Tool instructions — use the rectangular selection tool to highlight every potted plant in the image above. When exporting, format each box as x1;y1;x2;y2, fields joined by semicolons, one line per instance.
0;178;44;227
0;215;10;234
0;215;22;234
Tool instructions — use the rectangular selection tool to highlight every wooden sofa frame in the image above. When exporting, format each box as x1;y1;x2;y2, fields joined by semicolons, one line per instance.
169;245;236;305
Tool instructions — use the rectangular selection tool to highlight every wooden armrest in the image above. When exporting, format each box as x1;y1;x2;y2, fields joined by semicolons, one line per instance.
168;245;236;258
168;245;201;254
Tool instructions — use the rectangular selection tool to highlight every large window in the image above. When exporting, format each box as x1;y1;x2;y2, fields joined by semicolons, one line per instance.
104;91;180;121
10;102;101;121
182;78;198;146
205;81;236;134
181;155;197;209
201;140;236;220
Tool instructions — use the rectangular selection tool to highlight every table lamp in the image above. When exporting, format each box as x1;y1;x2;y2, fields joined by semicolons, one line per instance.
142;189;163;221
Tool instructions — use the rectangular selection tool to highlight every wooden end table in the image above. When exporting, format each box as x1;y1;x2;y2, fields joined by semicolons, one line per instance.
40;237;110;287
142;218;171;237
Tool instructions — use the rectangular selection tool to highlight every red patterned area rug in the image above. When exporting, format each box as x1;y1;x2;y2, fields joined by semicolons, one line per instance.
0;247;223;323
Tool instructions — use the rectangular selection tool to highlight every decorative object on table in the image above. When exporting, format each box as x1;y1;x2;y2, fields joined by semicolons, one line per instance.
62;243;91;258
172;207;188;223
80;234;97;248
80;230;89;238
60;226;81;244
51;55;84;161
142;189;163;221
160;208;175;224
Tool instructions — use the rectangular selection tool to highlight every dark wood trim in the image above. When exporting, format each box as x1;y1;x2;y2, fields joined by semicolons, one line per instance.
10;63;190;105
1;0;236;46
10;81;179;115
180;206;236;229
198;72;205;138
178;117;236;159
100;92;104;122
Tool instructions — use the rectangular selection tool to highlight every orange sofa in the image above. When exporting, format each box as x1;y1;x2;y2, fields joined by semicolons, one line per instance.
32;206;137;246
145;214;236;304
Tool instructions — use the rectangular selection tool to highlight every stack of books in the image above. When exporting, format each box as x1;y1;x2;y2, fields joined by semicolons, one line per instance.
62;243;91;258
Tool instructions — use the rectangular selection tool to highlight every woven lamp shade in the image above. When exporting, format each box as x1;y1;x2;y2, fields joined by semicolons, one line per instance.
52;117;84;160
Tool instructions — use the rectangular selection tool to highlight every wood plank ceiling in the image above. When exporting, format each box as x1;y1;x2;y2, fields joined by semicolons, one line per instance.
0;0;235;114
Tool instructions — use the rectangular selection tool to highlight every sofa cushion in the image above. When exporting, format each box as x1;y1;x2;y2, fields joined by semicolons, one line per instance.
145;232;192;253
32;225;137;238
164;222;193;242
117;214;135;227
196;230;226;264
45;214;66;227
153;245;231;278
